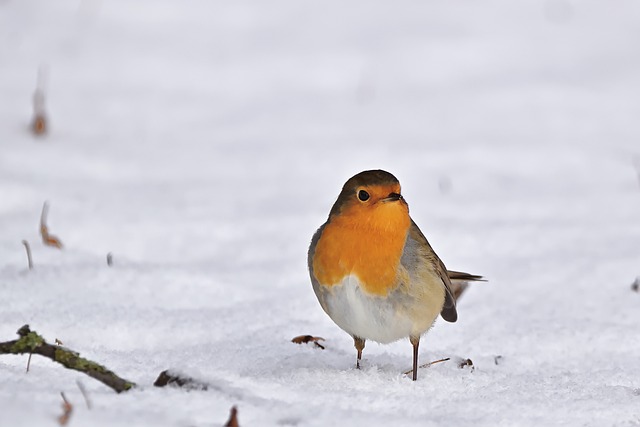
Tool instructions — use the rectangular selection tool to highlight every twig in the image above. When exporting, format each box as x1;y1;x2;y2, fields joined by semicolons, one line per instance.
40;201;48;231
0;325;135;393
403;357;450;375
76;380;92;409
40;201;63;249
26;353;33;372
22;240;34;269
107;252;113;267
58;392;73;426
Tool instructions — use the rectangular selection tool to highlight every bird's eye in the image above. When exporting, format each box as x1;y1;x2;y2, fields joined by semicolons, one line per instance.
357;190;370;202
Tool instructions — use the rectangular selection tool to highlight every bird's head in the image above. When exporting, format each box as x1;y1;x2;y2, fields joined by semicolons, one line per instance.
329;170;410;232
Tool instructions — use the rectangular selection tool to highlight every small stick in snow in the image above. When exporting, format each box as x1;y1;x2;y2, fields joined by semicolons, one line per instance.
403;357;450;376
291;335;325;349
76;380;92;410
494;355;503;365
58;392;73;426
40;201;64;249
22;240;33;270
26;353;33;372
31;66;48;137
107;252;113;267
224;406;239;427
631;277;639;293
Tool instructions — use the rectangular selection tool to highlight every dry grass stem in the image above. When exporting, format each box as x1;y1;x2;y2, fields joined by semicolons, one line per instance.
22;240;33;269
403;357;450;375
40;201;63;249
58;392;73;426
31;66;48;137
76;380;92;409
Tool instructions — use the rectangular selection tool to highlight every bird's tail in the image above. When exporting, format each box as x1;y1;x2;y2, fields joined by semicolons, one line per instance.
447;270;485;301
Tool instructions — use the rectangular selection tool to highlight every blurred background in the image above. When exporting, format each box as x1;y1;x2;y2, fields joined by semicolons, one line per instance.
2;0;638;265
2;0;638;282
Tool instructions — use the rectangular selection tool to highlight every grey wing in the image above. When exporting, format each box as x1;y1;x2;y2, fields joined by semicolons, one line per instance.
307;224;324;275
406;220;459;323
308;222;329;312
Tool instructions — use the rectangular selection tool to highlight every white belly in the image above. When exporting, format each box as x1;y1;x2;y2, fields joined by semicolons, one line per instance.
321;275;419;344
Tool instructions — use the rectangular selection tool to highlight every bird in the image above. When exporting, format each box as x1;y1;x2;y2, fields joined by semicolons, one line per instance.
307;169;482;380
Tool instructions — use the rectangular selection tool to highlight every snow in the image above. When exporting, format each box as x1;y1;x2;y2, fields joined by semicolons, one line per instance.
1;0;639;425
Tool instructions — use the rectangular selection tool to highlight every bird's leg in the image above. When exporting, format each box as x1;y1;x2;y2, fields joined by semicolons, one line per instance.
410;336;420;381
353;336;366;369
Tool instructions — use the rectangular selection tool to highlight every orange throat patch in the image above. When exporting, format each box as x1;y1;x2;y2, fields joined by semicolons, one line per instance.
312;200;410;296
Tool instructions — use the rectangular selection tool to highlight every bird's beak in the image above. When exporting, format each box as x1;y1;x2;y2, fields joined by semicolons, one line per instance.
382;192;403;202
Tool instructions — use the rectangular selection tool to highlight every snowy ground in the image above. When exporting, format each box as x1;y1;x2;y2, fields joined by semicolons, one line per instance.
1;1;639;426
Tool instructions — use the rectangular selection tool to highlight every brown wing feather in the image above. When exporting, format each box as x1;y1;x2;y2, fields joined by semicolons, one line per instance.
407;220;484;323
407;220;459;323
436;259;459;323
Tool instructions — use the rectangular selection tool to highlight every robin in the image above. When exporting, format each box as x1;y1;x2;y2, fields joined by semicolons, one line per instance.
308;169;482;380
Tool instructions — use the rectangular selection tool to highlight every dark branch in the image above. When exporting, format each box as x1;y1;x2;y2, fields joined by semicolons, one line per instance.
0;325;135;393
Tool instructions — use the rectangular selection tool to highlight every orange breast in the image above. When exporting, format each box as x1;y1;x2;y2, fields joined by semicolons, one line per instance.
312;202;410;296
